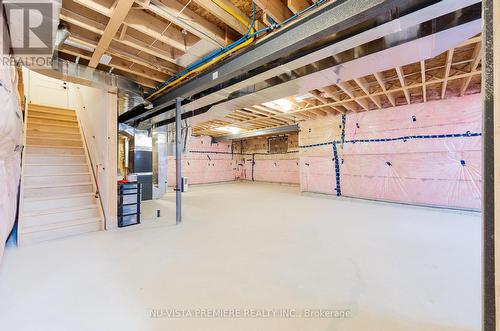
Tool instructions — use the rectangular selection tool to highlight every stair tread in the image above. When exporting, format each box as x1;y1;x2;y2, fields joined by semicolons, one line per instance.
27;130;80;135
26;154;85;158
25;147;84;150
26;145;84;149
24;181;93;189
21;217;101;233
29;114;77;120
28;118;78;129
27;132;80;136
29;115;78;123
29;104;75;112
29;108;76;115
23;204;97;217
27;137;80;140
21;105;102;242
26;163;87;166
23;172;90;177
24;192;96;202
26;136;81;142
27;122;78;127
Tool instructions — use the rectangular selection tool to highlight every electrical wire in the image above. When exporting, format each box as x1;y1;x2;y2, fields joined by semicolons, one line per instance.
130;0;193;71
144;0;327;101
144;1;256;100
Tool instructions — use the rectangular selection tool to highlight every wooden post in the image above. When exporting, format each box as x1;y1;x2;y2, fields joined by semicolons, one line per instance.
483;0;498;330
495;0;500;240
494;0;500;328
106;90;118;229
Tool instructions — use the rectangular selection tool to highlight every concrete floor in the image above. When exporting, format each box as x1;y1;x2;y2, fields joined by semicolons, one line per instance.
0;182;480;331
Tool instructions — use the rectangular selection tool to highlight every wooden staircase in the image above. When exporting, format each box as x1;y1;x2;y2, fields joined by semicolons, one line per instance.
19;104;103;245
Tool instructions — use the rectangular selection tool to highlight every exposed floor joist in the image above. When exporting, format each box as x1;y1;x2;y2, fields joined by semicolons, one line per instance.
193;36;482;136
88;0;136;68
57;0;328;91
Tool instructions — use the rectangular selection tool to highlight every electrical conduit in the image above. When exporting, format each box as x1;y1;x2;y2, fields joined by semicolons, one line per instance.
145;0;327;101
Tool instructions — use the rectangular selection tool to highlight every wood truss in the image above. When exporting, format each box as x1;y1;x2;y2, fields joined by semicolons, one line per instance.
57;0;323;90
193;36;483;137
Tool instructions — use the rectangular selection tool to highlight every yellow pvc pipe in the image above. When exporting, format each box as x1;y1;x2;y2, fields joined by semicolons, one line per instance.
146;0;255;101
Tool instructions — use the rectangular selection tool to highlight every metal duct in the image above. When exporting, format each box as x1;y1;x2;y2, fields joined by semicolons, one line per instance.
34;58;143;94
118;89;145;116
120;0;480;127
54;24;70;56
120;0;403;124
164;118;191;155
34;58;144;114
193;19;481;125
147;15;481;130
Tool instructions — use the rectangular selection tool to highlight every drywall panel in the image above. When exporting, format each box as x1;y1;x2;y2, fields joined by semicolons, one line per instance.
24;70;70;108
69;84;118;229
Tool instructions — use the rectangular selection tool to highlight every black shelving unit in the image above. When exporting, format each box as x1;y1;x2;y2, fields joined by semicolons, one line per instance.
118;182;141;227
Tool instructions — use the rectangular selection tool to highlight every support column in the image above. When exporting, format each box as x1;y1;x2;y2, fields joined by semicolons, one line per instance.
483;0;498;329
175;97;182;225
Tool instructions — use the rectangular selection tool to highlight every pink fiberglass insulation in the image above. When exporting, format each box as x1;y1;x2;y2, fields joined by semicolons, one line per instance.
250;158;300;184
341;94;481;209
236;157;253;181
188;136;232;153
0;64;23;260
300;156;337;194
300;94;482;210
167;136;237;186
167;138;301;186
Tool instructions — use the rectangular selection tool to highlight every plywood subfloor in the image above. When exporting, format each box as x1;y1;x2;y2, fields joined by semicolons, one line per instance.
0;182;480;331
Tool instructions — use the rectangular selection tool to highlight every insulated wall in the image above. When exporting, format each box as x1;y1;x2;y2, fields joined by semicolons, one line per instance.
299;94;482;210
234;133;300;184
167;133;301;187
0;43;23;257
167;136;237;186
299;116;343;194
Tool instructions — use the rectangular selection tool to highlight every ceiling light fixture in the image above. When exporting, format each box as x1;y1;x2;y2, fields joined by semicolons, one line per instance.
263;98;293;112
294;92;313;101
216;126;241;134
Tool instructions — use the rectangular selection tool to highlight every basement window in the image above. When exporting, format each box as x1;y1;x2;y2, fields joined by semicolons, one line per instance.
268;136;288;154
